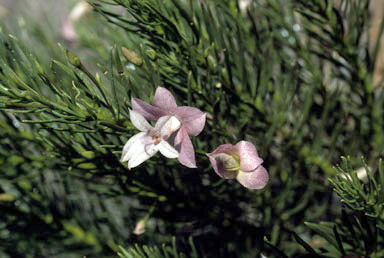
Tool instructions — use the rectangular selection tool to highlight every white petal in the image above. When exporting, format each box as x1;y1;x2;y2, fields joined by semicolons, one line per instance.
128;143;159;169
154;115;172;130
120;132;147;162
126;135;153;162
155;115;181;138
129;109;152;131
165;116;181;134
158;140;179;159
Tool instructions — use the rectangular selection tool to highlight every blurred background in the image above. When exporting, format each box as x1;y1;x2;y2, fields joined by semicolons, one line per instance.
1;0;384;83
1;0;69;26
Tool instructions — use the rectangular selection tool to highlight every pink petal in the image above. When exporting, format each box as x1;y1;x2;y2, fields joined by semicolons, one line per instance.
236;141;263;172
174;106;206;136
207;144;239;178
174;128;197;168
207;144;238;157
153;87;177;110
131;98;168;121
236;165;269;189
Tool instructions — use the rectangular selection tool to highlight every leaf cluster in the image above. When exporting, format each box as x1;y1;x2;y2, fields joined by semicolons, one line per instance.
0;0;384;257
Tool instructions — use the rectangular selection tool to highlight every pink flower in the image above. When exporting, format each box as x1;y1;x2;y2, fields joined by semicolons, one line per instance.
207;141;269;189
132;87;206;168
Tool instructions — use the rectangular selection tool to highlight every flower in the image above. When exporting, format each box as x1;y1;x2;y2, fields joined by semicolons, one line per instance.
120;110;181;169
207;141;269;189
132;87;206;168
340;166;371;183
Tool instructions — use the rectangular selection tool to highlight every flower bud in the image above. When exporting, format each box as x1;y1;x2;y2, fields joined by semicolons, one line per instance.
66;50;81;67
133;218;147;235
121;47;143;67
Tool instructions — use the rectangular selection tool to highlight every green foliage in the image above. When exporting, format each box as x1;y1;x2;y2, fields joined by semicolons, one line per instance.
330;157;384;221
117;237;199;258
0;0;383;257
304;157;384;258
